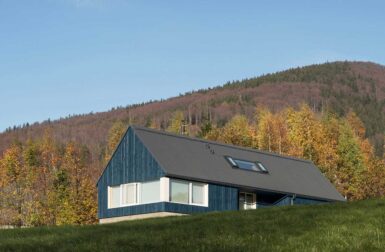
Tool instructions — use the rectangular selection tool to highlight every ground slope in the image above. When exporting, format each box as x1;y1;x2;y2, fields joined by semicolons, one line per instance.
0;199;384;251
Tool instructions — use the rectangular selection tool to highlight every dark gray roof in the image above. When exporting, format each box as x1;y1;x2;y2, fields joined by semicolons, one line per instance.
133;126;345;202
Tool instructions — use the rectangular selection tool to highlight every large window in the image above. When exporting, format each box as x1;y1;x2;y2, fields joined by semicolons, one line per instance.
108;186;121;208
122;183;137;205
170;179;207;206
170;180;189;204
108;178;208;209
108;180;160;209
225;156;268;173
192;183;205;205
141;180;160;204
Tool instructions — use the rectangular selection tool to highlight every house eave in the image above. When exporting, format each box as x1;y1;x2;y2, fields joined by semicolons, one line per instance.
165;173;345;202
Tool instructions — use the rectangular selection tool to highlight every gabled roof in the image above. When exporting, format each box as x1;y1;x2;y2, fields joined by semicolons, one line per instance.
132;126;345;202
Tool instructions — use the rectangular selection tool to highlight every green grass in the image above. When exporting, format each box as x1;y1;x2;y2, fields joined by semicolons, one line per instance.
1;199;384;252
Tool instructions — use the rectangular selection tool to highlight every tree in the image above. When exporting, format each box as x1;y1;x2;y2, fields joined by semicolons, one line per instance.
104;121;127;163
218;115;252;147
336;121;366;200
286;104;322;160
0;142;27;226
317;113;340;181
60;142;97;225
255;108;288;154
167;110;186;134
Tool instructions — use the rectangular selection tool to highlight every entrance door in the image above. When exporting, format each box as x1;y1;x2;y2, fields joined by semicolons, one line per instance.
239;192;256;210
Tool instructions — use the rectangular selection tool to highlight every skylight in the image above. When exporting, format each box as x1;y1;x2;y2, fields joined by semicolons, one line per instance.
225;156;268;173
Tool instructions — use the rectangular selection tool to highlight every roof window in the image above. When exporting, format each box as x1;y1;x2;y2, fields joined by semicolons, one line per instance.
225;156;268;173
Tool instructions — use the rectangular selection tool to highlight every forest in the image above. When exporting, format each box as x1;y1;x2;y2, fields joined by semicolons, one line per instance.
1;103;384;226
1;61;385;226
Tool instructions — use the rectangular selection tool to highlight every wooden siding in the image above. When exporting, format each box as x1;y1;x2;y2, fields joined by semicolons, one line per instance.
98;127;166;219
294;196;326;205
165;183;239;214
257;194;326;208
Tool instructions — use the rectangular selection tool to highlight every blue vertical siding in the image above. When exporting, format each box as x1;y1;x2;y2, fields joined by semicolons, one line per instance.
97;127;165;219
273;195;292;206
256;194;326;208
294;196;326;205
164;183;239;214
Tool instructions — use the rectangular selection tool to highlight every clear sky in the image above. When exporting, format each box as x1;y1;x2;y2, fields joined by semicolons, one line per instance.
1;0;385;132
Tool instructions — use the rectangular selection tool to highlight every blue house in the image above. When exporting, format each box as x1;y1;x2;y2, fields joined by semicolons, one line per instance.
97;126;345;223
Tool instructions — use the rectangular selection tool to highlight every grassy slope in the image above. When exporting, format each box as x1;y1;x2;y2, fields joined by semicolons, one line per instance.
0;200;384;252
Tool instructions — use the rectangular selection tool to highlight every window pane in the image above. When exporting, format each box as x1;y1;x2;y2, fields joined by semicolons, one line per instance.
170;180;189;203
109;186;120;208
234;159;259;171
192;183;204;204
229;158;268;173
141;180;160;204
122;184;136;205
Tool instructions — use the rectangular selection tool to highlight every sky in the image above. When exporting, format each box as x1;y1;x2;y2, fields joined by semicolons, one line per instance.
1;0;385;132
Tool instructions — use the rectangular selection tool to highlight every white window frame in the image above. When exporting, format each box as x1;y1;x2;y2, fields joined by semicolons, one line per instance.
107;178;208;209
108;185;121;209
169;179;208;207
140;180;162;204
108;180;163;209
120;182;140;207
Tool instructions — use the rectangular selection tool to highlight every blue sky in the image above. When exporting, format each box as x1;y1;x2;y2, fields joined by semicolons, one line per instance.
1;0;385;132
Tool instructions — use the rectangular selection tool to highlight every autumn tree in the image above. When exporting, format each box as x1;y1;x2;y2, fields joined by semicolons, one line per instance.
255;108;288;154
167;110;186;134
336;121;366;200
104;121;127;163
0;142;27;226
59;142;97;225
286;104;323;161
22;139;44;226
218;115;252;147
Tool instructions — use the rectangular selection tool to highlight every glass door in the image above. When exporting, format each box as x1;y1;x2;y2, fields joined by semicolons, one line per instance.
239;192;256;210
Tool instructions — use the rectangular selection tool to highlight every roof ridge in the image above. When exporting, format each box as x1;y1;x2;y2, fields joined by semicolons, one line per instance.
131;125;312;164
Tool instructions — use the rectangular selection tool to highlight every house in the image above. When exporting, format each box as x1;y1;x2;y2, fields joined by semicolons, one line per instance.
97;126;345;223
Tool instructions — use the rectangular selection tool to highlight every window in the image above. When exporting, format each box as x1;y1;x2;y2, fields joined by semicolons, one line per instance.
122;183;137;205
108;178;207;209
108;180;161;209
170;179;208;206
192;183;205;204
170;180;189;204
108;186;121;208
141;180;160;204
225;156;268;173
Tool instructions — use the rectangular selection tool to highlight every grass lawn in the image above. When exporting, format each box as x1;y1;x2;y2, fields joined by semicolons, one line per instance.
0;199;384;251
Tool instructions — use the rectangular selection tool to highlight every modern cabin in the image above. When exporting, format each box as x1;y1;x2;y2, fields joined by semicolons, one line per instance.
97;126;345;223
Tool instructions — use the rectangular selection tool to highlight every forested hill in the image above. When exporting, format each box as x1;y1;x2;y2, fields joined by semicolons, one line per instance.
2;61;385;226
1;61;385;161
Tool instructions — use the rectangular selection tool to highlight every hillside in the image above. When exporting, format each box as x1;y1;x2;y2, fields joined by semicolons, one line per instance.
1;61;385;168
0;199;384;251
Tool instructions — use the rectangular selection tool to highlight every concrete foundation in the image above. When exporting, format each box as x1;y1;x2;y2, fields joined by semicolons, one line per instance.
99;212;186;224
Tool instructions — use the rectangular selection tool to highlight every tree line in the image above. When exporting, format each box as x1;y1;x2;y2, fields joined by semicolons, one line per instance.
167;104;385;200
1;104;385;226
0;131;97;227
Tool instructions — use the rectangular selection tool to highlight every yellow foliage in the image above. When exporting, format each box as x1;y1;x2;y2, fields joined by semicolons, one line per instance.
218;115;252;147
167;110;186;134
